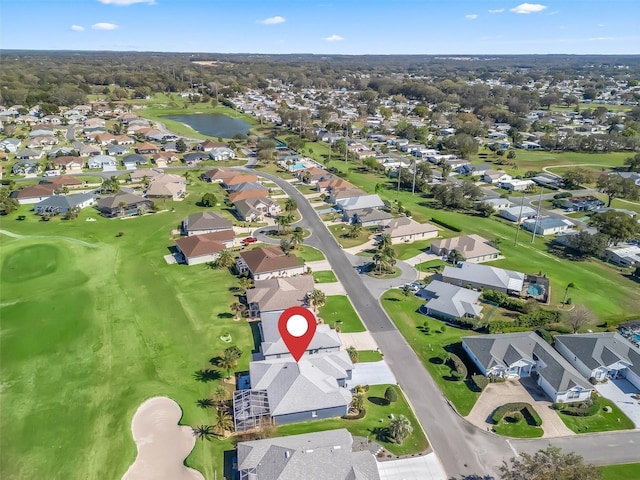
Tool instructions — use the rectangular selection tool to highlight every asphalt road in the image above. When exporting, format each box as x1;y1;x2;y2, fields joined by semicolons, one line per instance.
242;165;640;478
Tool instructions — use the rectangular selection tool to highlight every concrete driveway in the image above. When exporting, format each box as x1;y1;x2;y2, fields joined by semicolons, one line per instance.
339;331;379;350
596;378;640;428
316;282;347;295
377;453;447;480
465;379;573;438
347;360;397;389
306;259;332;271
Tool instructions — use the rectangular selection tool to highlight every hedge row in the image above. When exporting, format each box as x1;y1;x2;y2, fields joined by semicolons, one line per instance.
341;408;367;420
430;217;462;232
553;399;599;417
471;374;489;390
446;353;468;379
492;402;542;426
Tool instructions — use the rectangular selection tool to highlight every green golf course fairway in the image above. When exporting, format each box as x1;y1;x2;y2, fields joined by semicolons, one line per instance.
0;208;252;479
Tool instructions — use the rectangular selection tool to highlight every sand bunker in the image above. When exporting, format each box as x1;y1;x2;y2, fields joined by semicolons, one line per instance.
122;397;204;480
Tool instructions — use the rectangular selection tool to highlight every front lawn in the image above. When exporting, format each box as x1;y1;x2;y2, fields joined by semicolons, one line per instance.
556;396;635;434
492;418;544;438
275;385;429;456
599;463;640;480
328;224;373;249
356;350;384;363
319;295;366;333
313;270;338;283
393;239;434;261
294;244;325;262
381;289;481;415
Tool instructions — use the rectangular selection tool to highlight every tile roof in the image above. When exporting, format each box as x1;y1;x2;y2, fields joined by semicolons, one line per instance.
430;234;498;260
246;276;314;313
239;246;303;275
175;230;234;258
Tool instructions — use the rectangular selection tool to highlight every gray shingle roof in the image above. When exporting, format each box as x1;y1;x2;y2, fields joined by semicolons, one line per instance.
418;280;482;319
442;263;525;292
462;332;592;394
250;352;352;416
183;211;233;232
247;277;314;314
555;333;640;377
237;429;380;480
336;194;384;212
34;193;94;210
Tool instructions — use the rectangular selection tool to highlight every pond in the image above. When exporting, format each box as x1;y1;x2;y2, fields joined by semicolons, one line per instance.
163;113;252;138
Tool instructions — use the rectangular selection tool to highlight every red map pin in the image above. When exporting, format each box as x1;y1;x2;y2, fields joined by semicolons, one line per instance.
278;306;317;362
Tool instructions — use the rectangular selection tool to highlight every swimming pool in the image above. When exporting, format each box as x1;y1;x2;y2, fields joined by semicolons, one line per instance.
291;163;306;170
527;284;544;296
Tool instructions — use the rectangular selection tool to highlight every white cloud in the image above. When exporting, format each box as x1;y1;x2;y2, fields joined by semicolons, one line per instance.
324;34;344;42
71;25;85;31
510;3;547;14
258;16;286;25
98;0;156;5
589;36;614;41
92;22;119;30
488;8;504;13
465;14;478;20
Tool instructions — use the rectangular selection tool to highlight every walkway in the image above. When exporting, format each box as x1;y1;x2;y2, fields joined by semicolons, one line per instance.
465;380;573;438
404;251;441;266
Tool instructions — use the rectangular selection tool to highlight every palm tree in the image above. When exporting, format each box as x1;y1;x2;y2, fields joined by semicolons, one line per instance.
447;249;464;265
290;227;305;249
302;171;311;183
196;398;215;409
346;346;358;363
284;198;297;214
374;183;384;194
238;276;254;294
183;171;191;185
192;425;215;441
389;415;413;445
563;282;575;305
347;222;362;239
213;409;233;437
211;384;229;408
276;215;292;234
377;233;392;251
215;249;235;269
216;353;237;379
350;392;365;414
401;284;412;297
118;201;127;218
306;289;326;313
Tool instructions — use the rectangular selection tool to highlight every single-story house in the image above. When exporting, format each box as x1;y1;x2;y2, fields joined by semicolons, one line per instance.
152;152;178;167
41;175;84;190
344;208;394;228
122;153;148;170
316;177;354;193
499;206;538;223
430;234;500;263
328;187;366;204
604;244;640;267
197;140;226;152
297;166;330;185
107;144;130;157
245;351;353;425
9;183;56;204
499;179;535;192
34;193;95;216
335;194;384;213
555;333;640;389
610;172;640;186
531;173;562;188
560;196;605;212
229;188;270;203
183;152;209;166
223;174;259;189
145;174;186;201
442;263;525;294
51;156;83;172
135;142;158;155
79;145;102;157
234;197;281;222
174;230;235;265
201;167;236;183
479;198;514;211
246;276;315;318
87;155;117;171
236;429;380;480
12;160;41;176
182;211;233;236
15;148;44;160
95;192;153;217
462;332;593;403
522;217;574;236
380;216;440;244
129;168;164;182
459;163;492;177
417;280;483;322
237;246;305;280
483;170;512;184
209;147;236;161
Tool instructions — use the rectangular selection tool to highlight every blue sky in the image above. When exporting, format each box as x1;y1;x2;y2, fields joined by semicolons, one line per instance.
2;0;639;54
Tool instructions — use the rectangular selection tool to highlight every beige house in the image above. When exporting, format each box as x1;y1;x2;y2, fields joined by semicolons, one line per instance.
430;234;500;263
175;230;235;266
236;246;305;281
246;276;314;318
380;217;440;244
145;174;186;201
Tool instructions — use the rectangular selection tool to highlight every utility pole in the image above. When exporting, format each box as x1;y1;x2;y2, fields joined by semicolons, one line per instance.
514;191;525;247
397;165;402;196
412;160;417;195
530;186;544;244
345;124;349;173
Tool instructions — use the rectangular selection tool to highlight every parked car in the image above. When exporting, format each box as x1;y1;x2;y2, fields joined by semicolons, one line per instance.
242;237;258;244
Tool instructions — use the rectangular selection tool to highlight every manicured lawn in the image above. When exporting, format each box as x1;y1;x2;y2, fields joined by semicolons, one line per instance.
275;385;429;456
415;259;446;273
312;270;338;283
294;244;325;262
556;396;635;434
0;196;256;479
599;463;640;480
381;289;481;416
319;295;366;333
492;418;544;438
328;224;373;249
356;350;383;363
393;239;434;260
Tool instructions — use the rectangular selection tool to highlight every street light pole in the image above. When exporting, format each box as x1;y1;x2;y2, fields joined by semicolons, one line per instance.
412;160;417;195
531;186;544;244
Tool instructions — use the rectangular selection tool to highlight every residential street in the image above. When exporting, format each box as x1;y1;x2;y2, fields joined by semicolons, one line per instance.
241;165;640;478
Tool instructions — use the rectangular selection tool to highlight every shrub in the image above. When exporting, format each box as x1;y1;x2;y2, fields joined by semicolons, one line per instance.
505;411;523;423
471;374;489;390
116;231;125;237
536;329;554;345
446;353;468;380
384;386;398;403
430;217;462;232
553;192;573;199
588;377;598;385
553;398;599;417
341;408;366;420
492;403;542;426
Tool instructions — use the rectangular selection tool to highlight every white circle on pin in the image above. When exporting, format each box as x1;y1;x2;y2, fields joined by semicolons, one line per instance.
286;315;308;337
